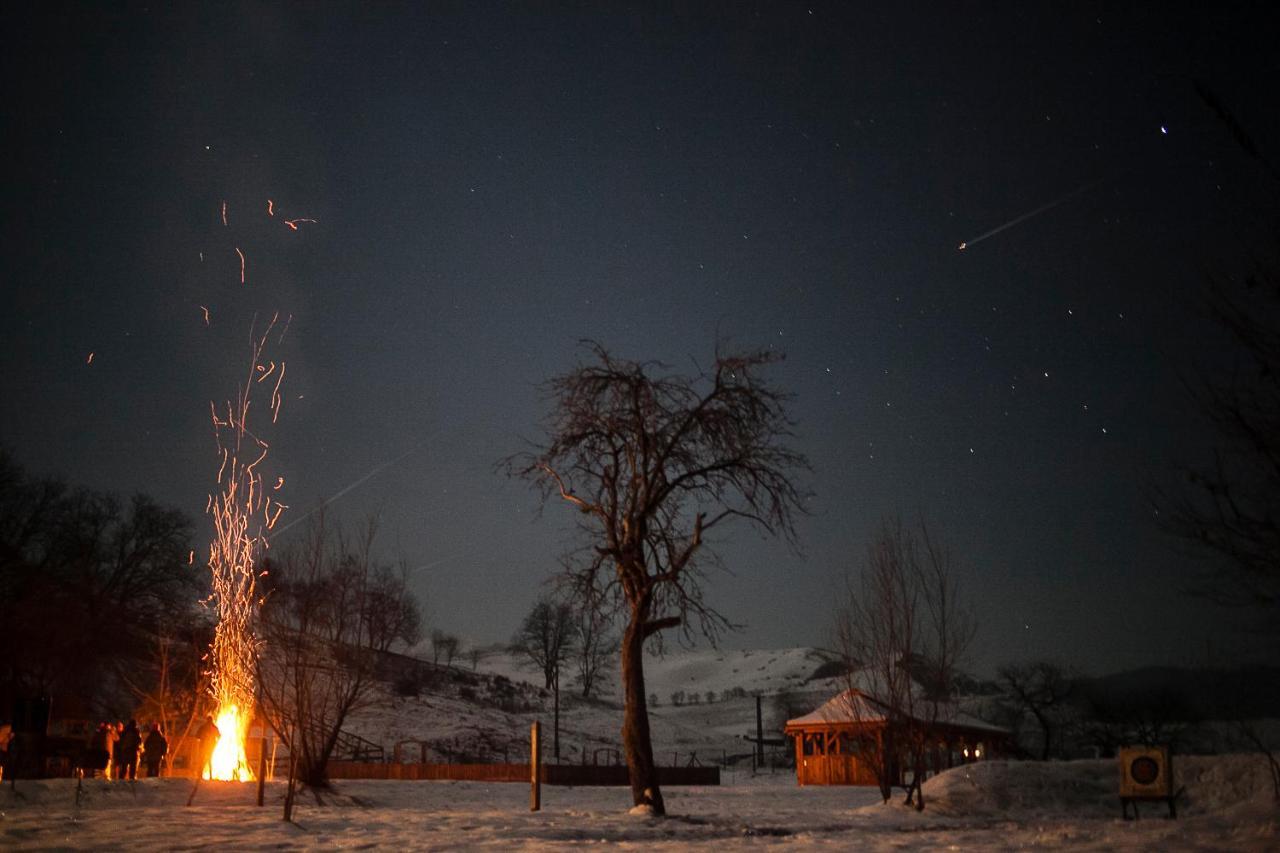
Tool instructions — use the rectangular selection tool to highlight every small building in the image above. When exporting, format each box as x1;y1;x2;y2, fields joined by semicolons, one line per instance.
783;688;1009;786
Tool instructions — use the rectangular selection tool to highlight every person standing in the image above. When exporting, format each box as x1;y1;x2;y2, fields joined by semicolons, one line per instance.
86;723;111;778
143;723;168;778
105;721;121;780
196;715;220;779
116;720;141;780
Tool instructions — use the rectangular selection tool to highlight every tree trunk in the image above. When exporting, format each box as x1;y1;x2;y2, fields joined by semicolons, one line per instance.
876;728;893;803
620;614;665;815
1032;709;1052;761
912;748;926;811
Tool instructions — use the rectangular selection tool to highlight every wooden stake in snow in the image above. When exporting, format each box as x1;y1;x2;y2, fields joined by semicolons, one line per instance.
530;721;541;812
256;721;267;807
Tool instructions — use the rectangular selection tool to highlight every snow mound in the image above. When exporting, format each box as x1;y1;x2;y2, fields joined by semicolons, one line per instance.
923;754;1278;820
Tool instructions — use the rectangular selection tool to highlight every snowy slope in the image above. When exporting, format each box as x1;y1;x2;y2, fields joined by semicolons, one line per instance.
348;646;842;767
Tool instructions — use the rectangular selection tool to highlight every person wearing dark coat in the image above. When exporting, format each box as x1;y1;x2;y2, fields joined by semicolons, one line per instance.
86;722;111;778
143;724;168;778
116;720;141;780
196;715;220;779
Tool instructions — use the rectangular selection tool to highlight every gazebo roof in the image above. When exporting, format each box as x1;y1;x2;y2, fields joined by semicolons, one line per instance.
784;688;1008;735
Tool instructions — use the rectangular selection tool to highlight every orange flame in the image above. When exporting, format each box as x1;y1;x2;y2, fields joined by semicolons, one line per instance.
208;705;253;781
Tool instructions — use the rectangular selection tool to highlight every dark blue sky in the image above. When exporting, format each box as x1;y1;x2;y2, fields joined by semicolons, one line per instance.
3;2;1278;674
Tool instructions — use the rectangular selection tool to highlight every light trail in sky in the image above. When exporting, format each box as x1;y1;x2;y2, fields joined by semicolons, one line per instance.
958;180;1100;251
267;443;422;540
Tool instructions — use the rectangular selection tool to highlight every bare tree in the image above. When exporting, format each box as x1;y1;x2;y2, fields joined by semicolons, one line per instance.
0;451;201;715
834;519;919;803
1159;271;1280;624
996;661;1075;760
572;599;616;700
511;597;575;760
512;599;576;691
429;630;446;666
256;517;421;790
439;634;459;668
508;343;808;814
833;517;976;810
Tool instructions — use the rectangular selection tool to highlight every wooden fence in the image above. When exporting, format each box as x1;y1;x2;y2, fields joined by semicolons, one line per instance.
327;761;720;786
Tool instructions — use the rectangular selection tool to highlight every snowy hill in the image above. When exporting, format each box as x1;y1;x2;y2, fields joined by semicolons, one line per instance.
348;646;844;767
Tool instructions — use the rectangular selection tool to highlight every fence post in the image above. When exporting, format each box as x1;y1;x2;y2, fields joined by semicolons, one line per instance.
256;726;267;807
530;721;541;812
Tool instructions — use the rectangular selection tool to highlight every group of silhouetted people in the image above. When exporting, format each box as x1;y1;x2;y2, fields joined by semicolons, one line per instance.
83;719;167;779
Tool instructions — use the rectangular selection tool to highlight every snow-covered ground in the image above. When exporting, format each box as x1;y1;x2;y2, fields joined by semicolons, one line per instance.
3;755;1276;850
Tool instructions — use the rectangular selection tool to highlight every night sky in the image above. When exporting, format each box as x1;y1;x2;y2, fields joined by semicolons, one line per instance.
4;3;1278;675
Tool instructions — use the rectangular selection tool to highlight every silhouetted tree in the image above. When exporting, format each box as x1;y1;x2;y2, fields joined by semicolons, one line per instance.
439;634;459;667
511;597;575;760
256;516;421;790
833;517;976;810
0;450;201;715
996;661;1075;760
429;629;456;666
572;600;616;700
509;343;808;814
1160;272;1280;625
1157;83;1280;630
1077;684;1198;756
512;599;575;691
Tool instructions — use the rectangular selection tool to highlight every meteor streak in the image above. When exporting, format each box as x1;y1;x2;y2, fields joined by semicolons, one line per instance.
958;180;1099;251
268;443;421;540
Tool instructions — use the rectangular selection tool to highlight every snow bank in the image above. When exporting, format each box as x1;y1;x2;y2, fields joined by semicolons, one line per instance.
922;754;1278;820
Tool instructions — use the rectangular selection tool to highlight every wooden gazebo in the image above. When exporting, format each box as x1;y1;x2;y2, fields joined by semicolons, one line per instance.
783;688;1009;786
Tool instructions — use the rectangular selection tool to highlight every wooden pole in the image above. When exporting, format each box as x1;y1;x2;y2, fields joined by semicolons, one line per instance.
283;752;297;822
256;725;267;807
530;721;541;812
756;695;765;768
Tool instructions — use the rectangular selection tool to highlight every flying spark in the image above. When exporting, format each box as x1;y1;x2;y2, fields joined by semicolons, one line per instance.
201;305;211;326
958;180;1100;251
221;201;228;227
267;199;275;216
284;218;317;231
86;352;95;364
235;247;246;284
204;313;290;781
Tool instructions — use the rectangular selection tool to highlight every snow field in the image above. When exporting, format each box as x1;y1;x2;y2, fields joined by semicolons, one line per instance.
1;755;1275;850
